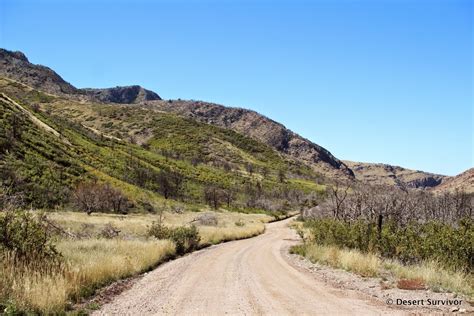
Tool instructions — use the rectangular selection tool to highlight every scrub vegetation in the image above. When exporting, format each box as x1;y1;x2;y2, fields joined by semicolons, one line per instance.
294;182;474;298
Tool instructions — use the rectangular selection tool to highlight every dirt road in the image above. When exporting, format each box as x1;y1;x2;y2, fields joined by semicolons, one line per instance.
96;218;404;315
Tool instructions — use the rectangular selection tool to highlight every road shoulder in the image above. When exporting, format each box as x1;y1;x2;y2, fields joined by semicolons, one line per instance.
283;243;472;315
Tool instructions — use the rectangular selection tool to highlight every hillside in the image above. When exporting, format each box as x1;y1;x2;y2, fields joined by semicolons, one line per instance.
145;100;354;180
0;49;78;95
344;160;446;189
431;168;474;193
0;75;325;212
0;49;159;104
2;48;457;189
0;48;353;181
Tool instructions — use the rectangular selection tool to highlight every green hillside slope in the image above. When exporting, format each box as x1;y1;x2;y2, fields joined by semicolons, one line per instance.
0;77;325;214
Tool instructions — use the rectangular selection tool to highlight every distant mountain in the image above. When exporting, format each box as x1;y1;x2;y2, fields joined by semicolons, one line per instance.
431;168;474;193
343;161;446;189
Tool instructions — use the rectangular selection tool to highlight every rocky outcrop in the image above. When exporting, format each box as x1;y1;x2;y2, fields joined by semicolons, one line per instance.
149;100;354;179
82;86;161;104
405;176;444;189
0;48;79;95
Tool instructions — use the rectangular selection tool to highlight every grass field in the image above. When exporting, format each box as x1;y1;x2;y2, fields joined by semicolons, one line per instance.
1;239;175;313
0;210;274;314
49;210;272;245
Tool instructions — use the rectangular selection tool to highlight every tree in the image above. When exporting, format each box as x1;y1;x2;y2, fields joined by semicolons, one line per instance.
72;181;130;215
72;182;102;215
278;169;286;183
104;185;130;214
157;170;184;200
204;185;223;209
328;181;350;220
222;188;235;208
5;113;23;143
246;163;254;175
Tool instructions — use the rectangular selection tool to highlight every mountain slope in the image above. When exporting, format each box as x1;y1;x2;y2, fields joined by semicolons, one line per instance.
146;100;354;180
0;48;78;95
431;168;474;193
344;160;446;188
0;48;353;180
82;86;162;103
0;48;159;104
0;76;325;212
1;48;452;187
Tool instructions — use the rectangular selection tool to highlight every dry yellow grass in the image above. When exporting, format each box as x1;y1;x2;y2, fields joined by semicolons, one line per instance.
298;243;473;298
49;210;272;244
1;211;272;313
301;244;382;277
383;260;473;296
1;239;175;314
199;224;265;245
58;239;175;292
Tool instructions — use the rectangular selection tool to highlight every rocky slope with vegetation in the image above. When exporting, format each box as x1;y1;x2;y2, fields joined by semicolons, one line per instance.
0;48;78;95
343;160;447;189
0;48;353;181
147;100;354;180
0;49;160;104
82;85;162;103
432;168;474;194
0;75;325;214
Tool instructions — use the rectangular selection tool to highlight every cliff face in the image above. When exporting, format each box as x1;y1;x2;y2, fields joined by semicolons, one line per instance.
149;100;354;180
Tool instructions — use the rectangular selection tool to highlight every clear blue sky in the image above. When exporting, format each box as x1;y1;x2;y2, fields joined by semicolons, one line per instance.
0;0;472;175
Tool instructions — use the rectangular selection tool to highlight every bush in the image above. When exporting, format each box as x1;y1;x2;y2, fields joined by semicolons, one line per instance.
195;213;218;226
171;225;200;255
303;218;474;272
0;210;61;266
98;223;120;239
235;219;245;227
148;222;200;255
72;181;130;215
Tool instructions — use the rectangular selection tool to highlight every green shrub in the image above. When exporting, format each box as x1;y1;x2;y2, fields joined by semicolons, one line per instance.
148;222;200;255
303;218;474;272
0;210;61;265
